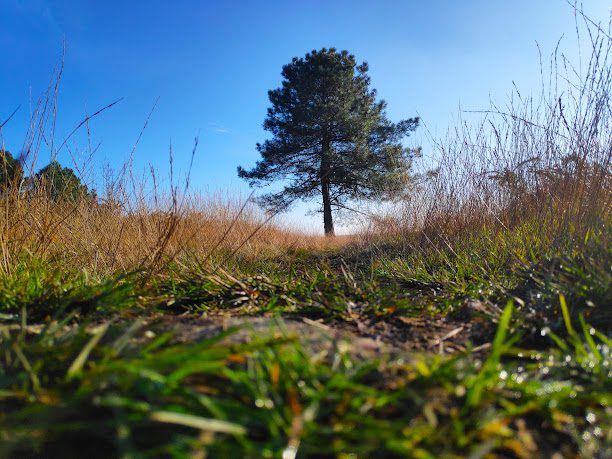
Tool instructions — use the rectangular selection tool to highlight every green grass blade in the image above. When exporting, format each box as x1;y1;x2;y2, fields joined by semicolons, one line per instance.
149;411;246;435
66;321;111;380
112;319;146;354
594;330;612;348
466;300;514;408
558;293;575;337
578;314;602;360
546;329;569;352
491;300;514;356
12;342;41;392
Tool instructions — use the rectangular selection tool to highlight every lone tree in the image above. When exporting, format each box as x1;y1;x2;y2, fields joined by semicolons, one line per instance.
238;48;418;235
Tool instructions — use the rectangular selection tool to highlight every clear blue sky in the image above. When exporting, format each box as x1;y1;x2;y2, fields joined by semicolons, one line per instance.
1;0;610;232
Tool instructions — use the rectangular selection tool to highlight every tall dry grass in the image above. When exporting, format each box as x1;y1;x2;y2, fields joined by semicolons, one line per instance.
0;63;334;278
365;9;611;265
0;187;333;278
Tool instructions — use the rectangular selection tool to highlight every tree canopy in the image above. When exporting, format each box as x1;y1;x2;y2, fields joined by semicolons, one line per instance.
34;161;95;202
0;150;23;191
238;48;418;235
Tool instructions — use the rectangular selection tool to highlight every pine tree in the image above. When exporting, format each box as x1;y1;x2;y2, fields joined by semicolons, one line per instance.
238;48;418;235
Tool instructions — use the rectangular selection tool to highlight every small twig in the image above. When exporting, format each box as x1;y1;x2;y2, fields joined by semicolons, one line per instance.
461;109;571;140
566;0;612;41
199;189;256;268
471;342;492;353
432;326;464;346
302;317;333;332
56;98;124;155
0;105;21;130
215;211;278;272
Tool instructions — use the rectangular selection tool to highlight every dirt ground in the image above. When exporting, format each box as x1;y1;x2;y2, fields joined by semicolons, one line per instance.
147;306;496;362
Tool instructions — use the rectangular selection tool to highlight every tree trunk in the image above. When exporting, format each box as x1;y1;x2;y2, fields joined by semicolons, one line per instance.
321;176;334;236
320;136;335;236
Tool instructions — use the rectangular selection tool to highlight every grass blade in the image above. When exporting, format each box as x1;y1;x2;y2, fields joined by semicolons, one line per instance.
491;300;514;356
66;321;111;380
578;314;602;360
150;411;246;435
558;294;575;337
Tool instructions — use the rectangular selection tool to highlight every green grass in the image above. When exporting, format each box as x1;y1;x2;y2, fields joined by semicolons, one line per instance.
0;231;610;458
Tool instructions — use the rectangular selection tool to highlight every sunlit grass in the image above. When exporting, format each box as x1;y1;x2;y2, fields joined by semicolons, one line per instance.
1;281;609;457
0;226;609;457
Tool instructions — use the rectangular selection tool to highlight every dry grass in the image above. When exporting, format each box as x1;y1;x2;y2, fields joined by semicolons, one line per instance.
0;184;344;277
0;64;342;278
362;12;611;266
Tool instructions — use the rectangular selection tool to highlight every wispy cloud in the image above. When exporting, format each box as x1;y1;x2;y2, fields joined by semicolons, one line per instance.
205;122;232;135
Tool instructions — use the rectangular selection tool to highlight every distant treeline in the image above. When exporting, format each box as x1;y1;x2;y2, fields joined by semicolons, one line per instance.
0;150;94;202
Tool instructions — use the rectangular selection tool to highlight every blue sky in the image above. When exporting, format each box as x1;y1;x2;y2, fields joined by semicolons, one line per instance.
1;0;610;232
